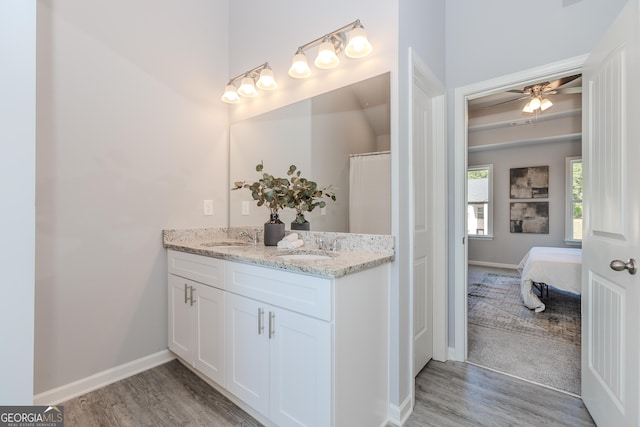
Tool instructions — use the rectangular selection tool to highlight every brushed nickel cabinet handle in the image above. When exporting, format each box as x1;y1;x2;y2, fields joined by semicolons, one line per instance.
258;308;264;334
189;286;196;306
268;312;275;339
184;283;188;304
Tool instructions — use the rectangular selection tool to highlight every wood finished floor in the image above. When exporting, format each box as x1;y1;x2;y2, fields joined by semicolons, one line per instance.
62;358;594;426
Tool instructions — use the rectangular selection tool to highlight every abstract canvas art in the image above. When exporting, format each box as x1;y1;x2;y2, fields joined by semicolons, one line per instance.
510;202;549;234
510;166;549;199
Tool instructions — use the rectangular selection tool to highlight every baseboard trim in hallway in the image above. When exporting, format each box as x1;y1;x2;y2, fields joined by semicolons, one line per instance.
33;349;175;405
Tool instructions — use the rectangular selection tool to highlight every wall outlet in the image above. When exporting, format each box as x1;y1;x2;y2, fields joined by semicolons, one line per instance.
241;201;250;216
320;207;326;216
203;199;213;215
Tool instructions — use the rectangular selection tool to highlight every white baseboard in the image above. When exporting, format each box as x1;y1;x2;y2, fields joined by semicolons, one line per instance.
33;349;175;405
388;393;412;426
468;260;518;270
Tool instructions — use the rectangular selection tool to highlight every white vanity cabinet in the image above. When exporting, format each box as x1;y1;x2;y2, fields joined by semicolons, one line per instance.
167;250;226;386
225;263;331;427
167;249;390;427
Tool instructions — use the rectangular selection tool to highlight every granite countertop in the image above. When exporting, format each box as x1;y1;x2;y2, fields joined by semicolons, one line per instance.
163;228;395;278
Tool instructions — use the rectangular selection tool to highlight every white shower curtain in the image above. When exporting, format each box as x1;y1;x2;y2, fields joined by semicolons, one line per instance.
349;152;391;234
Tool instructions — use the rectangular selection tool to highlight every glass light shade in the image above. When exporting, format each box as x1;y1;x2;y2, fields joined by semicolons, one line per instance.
237;76;257;97
522;101;534;113
540;98;553;111
288;52;312;78
314;40;339;69
528;96;541;111
345;27;372;58
256;68;277;90
221;84;240;104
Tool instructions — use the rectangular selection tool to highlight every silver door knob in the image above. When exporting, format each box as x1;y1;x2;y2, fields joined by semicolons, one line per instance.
609;258;637;275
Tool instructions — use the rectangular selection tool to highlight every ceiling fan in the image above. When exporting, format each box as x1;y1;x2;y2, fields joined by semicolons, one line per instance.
475;74;582;113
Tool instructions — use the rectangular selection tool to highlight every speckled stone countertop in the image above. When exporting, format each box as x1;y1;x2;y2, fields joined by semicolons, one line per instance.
163;227;395;278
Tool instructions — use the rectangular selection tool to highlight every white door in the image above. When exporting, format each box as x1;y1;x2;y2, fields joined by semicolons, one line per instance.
194;284;225;386
269;307;330;427
581;1;640;425
225;293;269;416
411;50;448;375
412;74;434;376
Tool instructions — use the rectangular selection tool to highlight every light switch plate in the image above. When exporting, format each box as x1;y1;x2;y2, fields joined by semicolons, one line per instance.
203;199;214;215
242;201;250;215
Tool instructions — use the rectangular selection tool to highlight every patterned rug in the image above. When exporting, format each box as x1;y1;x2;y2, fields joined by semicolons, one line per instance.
468;273;581;347
467;272;582;394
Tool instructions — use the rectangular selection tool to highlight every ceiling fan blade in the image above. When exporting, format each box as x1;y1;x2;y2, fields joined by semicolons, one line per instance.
478;95;528;109
545;74;581;90
507;89;526;94
554;86;582;95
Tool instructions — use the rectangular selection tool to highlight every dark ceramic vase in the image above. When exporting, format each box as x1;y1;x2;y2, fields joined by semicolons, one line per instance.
291;214;310;231
264;213;285;246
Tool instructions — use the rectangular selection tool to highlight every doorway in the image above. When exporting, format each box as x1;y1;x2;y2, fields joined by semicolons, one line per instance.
452;55;588;390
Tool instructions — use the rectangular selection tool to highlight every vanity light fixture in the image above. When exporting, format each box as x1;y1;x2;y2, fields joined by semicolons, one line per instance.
221;62;277;104
288;19;372;79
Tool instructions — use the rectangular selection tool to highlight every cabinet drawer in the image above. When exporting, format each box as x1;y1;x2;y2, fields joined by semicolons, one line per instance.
168;249;225;289
226;262;332;321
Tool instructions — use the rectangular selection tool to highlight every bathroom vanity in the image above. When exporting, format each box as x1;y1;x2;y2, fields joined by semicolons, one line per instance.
163;228;394;427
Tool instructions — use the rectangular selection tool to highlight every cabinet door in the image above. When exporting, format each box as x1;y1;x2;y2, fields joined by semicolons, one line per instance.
225;293;269;417
194;283;225;386
269;307;331;427
168;274;193;363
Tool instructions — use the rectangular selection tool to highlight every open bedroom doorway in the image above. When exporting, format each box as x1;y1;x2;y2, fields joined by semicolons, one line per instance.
457;58;585;396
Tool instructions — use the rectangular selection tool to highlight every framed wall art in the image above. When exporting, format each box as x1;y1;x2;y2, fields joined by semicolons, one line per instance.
510;166;549;199
510;201;549;234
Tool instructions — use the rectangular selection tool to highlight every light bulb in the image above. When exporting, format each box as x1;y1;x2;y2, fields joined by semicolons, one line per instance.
345;25;372;58
237;76;257;97
314;39;339;69
256;67;277;90
540;98;553;111
221;84;240;104
522;101;534;113
288;51;311;78
528;96;541;111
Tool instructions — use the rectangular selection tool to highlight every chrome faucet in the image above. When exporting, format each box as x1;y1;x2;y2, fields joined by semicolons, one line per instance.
316;237;326;250
316;236;342;251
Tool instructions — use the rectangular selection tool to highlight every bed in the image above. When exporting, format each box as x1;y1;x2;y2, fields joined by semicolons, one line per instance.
517;246;582;312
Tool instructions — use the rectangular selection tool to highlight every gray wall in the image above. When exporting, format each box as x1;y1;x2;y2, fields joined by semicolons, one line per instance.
34;0;230;394
468;140;582;266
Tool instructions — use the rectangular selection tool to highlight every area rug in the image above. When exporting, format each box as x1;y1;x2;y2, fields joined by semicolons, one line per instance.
467;272;582;395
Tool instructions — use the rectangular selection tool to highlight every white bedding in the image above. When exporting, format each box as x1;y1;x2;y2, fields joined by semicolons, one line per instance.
517;246;582;312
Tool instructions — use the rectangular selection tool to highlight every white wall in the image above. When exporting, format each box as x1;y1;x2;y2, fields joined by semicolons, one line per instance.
34;0;230;394
0;0;36;404
468;140;582;265
445;0;628;349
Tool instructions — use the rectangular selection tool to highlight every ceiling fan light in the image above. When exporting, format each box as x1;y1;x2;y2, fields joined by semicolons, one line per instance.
522;101;534;113
528;96;541;111
314;38;340;69
256;67;277;90
540;98;553;111
221;84;240;104
288;51;312;78
345;25;372;58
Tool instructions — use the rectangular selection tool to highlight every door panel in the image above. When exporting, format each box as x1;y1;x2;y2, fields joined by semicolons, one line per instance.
194;284;225;386
582;1;640;424
168;275;192;362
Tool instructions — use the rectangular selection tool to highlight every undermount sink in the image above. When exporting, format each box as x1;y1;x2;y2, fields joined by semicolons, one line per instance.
201;241;248;248
277;251;337;261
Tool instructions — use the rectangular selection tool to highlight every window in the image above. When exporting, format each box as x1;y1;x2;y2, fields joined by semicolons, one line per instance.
566;157;582;243
467;165;493;237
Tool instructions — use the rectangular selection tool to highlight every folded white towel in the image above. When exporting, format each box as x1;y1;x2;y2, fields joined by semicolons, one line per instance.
282;232;299;242
277;239;304;249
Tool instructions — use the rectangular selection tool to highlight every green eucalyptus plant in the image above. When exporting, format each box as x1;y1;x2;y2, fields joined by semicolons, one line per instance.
232;162;292;215
285;165;336;224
